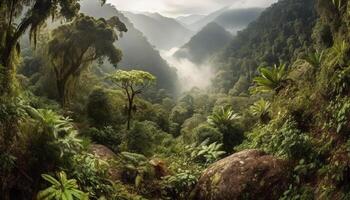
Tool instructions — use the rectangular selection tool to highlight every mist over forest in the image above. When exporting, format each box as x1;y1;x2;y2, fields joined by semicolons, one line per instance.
2;0;350;199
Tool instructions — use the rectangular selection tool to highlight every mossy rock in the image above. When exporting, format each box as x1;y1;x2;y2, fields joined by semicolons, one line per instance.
193;149;290;200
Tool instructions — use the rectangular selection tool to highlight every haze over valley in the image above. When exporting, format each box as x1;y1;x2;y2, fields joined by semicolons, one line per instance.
80;0;272;92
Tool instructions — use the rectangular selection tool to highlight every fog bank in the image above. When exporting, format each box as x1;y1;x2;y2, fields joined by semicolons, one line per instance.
161;48;214;93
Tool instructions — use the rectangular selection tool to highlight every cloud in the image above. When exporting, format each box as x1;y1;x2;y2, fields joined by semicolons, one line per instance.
107;0;277;17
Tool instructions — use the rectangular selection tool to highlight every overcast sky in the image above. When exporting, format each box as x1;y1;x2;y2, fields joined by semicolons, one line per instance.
107;0;278;17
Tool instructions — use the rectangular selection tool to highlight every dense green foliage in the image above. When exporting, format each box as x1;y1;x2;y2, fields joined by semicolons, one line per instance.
108;70;156;129
48;14;126;106
37;171;88;200
252;64;289;94
212;0;316;93
3;0;350;199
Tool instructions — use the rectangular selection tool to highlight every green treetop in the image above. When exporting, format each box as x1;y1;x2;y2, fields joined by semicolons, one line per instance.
108;70;156;130
48;14;127;106
0;0;106;96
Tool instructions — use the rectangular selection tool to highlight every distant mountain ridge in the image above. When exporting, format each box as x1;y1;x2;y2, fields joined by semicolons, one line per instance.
123;11;193;50
189;7;230;31
176;14;205;25
174;22;233;64
189;7;264;34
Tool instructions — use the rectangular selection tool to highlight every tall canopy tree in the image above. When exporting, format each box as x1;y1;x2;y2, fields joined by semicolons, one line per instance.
108;70;156;130
48;14;127;106
0;0;106;96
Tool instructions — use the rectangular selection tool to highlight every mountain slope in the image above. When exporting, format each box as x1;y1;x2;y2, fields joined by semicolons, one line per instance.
174;22;232;64
190;7;263;33
190;7;229;31
212;0;317;92
80;0;178;92
176;14;205;25
213;8;264;33
123;11;193;50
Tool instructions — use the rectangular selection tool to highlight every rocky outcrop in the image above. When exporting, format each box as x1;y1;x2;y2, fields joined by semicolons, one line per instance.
90;144;121;181
193;149;289;200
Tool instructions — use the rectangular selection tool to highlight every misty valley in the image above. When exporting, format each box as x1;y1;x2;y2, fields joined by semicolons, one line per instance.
1;0;350;199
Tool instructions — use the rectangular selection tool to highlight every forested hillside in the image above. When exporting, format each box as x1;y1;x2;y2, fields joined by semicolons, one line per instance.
213;8;264;33
211;0;317;93
2;0;350;199
175;22;233;64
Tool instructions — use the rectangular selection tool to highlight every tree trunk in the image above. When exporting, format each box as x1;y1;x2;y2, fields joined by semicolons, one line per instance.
1;14;34;96
56;78;68;107
127;97;133;130
126;93;135;130
0;44;16;96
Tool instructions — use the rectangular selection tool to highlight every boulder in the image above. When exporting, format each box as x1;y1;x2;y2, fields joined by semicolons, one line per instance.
90;144;121;181
193;149;289;200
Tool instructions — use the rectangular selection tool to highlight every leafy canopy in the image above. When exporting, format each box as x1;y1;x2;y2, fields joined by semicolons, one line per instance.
48;14;127;105
109;70;156;90
108;70;156;129
0;0;106;95
49;14;127;68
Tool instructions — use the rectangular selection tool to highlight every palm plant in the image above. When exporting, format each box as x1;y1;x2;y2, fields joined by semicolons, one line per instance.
208;106;243;152
250;99;271;124
303;50;324;69
252;63;289;94
37;171;88;200
327;40;348;67
207;106;240;128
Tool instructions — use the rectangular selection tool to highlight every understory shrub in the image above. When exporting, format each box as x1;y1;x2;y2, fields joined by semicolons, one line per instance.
85;126;122;152
123;121;169;156
193;124;222;144
71;152;114;199
239;117;313;160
